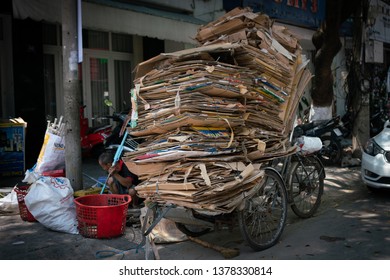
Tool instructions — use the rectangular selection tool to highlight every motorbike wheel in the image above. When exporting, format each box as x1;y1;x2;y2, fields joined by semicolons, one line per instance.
318;135;342;166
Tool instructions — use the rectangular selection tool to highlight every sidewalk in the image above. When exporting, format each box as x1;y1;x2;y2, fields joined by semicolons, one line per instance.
0;157;146;260
1;164;389;260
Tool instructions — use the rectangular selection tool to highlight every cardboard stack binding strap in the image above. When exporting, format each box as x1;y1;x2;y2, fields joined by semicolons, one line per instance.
122;7;313;214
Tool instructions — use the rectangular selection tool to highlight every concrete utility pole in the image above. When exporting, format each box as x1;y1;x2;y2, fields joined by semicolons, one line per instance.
62;0;82;190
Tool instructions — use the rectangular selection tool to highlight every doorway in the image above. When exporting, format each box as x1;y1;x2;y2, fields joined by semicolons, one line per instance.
82;51;133;127
42;27;134;128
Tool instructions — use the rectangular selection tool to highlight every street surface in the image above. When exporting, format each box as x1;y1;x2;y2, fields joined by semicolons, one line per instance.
154;166;390;260
0;166;389;260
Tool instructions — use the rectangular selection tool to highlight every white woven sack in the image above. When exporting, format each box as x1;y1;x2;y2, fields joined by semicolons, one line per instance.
24;176;78;234
35;131;65;174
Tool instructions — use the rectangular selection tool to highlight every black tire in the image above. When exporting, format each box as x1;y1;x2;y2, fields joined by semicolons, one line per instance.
318;135;342;166
238;168;288;251
175;223;211;237
288;156;324;218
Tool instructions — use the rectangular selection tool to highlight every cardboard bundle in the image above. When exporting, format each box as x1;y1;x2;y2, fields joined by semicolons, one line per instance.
129;162;265;213
124;7;312;214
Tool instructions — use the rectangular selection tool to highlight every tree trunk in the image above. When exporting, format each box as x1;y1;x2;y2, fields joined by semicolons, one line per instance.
348;2;370;156
311;1;359;118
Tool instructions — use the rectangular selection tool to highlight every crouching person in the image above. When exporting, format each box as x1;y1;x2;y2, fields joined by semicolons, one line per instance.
98;151;141;207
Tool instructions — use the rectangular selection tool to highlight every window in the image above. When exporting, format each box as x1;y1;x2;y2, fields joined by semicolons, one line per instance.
112;33;133;52
43;26;133;126
89;57;109;126
83;29;109;50
114;60;132;111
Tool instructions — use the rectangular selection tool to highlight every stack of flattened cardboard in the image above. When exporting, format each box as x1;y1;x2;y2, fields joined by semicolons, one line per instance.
123;7;312;214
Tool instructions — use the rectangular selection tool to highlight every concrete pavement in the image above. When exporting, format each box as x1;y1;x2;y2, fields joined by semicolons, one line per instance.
1;161;389;260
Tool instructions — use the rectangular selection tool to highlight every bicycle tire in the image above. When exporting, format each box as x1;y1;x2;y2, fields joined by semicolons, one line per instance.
238;168;288;251
288;155;324;218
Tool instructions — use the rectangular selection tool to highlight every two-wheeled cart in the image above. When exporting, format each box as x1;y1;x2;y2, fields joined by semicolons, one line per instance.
140;166;288;257
138;134;325;259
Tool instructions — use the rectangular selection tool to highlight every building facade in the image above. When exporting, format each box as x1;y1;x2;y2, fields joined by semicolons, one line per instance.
3;0;389;164
0;0;225;164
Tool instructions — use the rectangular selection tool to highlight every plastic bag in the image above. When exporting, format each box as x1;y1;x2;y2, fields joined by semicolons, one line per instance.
24;176;78;234
0;189;19;213
296;136;323;154
140;207;187;243
22;165;40;184
35;130;65;174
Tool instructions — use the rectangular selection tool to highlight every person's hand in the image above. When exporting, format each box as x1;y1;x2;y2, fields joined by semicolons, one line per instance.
108;163;118;175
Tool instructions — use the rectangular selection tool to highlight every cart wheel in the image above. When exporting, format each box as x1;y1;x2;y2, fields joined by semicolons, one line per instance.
238;168;288;251
175;223;211;237
288;155;324;218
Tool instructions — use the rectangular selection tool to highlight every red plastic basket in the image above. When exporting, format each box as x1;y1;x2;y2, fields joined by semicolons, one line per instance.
14;184;37;222
42;169;65;177
74;194;131;239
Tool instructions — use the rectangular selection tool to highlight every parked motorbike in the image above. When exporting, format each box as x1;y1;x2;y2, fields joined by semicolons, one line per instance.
80;105;112;158
370;108;388;137
103;99;139;154
293;115;350;166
